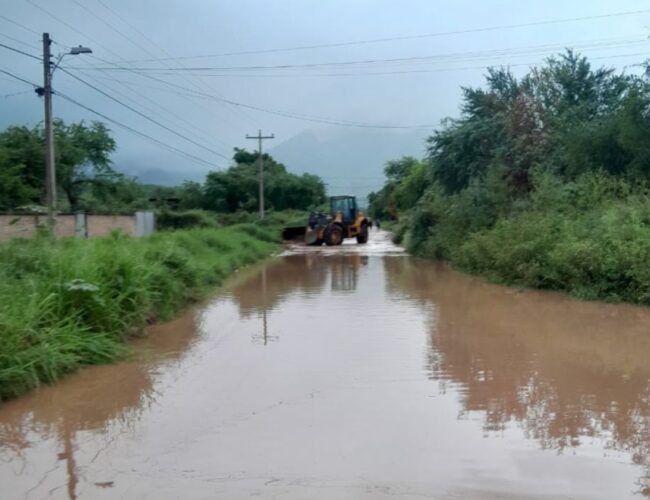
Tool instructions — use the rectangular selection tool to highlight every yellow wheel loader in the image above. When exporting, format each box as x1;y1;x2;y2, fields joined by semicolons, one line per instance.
305;196;369;246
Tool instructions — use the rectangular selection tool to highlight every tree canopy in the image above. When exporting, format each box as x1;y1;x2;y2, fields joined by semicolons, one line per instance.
370;50;650;222
199;148;326;212
0;119;117;211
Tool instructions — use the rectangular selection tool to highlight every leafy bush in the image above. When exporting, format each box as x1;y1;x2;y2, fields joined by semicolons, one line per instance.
451;173;650;303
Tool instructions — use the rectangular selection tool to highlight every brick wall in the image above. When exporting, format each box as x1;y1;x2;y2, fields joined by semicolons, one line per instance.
0;214;77;242
86;215;136;238
0;213;147;241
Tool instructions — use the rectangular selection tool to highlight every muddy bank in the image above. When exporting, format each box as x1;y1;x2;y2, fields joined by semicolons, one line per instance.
2;230;650;499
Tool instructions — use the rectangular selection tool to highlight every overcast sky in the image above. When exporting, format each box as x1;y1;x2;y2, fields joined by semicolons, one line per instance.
1;0;649;182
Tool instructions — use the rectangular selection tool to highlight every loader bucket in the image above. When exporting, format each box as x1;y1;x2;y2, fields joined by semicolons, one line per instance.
305;227;319;245
282;225;307;241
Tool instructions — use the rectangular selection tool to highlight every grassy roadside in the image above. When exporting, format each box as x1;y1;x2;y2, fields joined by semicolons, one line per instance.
0;224;279;402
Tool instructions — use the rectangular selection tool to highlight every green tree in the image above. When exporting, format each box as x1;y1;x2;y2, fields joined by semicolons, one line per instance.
0;125;44;210
178;181;205;210
54;120;117;211
203;148;325;212
0;120;118;212
81;176;147;212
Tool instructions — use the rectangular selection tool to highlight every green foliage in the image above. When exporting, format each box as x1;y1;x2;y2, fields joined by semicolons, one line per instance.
1;124;326;218
0;125;44;210
0;119;128;212
80;176;148;213
54;120;117;210
369;51;650;305
156;209;219;230
368;156;428;220
453;173;650;303
0;227;278;401
203;148;326;213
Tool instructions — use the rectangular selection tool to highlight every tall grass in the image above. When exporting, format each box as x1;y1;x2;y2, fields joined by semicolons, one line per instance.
0;225;278;401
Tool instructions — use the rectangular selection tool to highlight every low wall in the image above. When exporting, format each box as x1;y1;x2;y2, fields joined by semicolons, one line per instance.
0;212;155;242
0;214;75;241
86;214;136;238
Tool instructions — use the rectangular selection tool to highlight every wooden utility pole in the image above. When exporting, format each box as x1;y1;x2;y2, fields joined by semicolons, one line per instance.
246;130;274;220
42;32;56;228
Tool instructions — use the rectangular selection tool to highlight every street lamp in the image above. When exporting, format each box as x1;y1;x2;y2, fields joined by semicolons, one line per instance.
68;45;92;56
38;34;92;229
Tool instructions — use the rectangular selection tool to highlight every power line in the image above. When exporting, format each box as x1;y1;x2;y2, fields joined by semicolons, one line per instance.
58;67;230;159
0;14;40;36
74;66;232;154
80;37;649;73
0;64;221;169
69;0;163;62
62;65;437;129
23;0;251;150
135;50;650;80
25;0;127;60
0;41;41;61
0;32;41;51
56;91;218;169
86;0;259;135
63;43;649;130
28;0;242;150
0;67;39;88
101;8;650;63
2;89;32;98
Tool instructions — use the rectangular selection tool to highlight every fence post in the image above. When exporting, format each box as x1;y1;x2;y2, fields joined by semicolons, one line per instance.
75;212;87;238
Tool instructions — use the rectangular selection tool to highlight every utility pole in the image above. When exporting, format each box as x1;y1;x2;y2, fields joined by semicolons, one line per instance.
42;32;56;228
246;129;274;220
38;34;92;229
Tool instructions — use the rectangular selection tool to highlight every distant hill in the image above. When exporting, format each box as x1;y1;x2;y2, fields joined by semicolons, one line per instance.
112;128;430;202
114;165;205;186
270;128;429;206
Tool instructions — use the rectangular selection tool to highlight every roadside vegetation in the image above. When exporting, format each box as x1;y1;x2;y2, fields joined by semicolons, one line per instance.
369;51;650;304
0;225;279;402
0;111;321;401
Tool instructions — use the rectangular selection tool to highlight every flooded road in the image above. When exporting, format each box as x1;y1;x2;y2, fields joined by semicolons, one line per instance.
3;230;650;499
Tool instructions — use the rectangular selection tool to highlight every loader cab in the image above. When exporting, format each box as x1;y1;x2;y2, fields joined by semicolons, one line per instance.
330;196;357;225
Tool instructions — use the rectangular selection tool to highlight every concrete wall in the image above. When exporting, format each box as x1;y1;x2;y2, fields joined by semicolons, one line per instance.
86;214;136;238
0;212;155;242
0;214;76;242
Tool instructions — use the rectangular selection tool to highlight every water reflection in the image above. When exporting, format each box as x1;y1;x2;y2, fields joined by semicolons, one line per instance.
0;312;198;499
229;254;369;315
227;254;369;344
384;257;650;493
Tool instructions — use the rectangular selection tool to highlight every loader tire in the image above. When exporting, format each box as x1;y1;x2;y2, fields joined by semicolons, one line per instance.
356;224;369;244
324;225;344;246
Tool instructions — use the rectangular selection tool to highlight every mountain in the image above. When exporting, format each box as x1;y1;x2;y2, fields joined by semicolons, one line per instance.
113;164;206;186
270;128;429;205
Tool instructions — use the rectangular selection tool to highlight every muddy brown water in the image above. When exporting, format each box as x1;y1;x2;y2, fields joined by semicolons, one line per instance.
3;231;650;499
